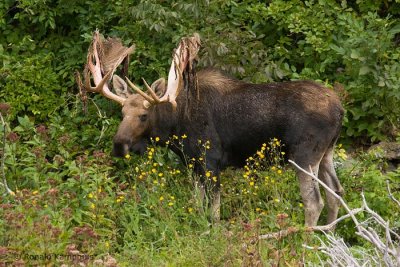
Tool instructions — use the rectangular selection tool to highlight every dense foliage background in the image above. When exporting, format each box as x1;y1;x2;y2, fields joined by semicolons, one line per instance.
1;0;400;265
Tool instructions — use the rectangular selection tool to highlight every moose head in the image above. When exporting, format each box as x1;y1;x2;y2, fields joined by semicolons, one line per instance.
77;31;201;157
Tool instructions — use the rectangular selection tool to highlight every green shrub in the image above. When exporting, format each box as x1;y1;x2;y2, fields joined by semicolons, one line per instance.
0;53;65;120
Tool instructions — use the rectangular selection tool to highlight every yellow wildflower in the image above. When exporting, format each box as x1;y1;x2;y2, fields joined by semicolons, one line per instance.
159;196;164;201
125;154;131;159
155;137;160;142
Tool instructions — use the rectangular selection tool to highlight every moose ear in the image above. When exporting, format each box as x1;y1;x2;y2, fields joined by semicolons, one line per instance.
151;78;166;97
113;75;132;98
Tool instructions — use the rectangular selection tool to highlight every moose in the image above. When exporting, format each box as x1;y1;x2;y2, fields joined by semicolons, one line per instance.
77;31;344;226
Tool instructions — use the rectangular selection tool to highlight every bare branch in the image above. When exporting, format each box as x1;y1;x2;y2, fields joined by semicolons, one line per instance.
0;112;15;196
386;180;400;209
312;208;365;232
289;159;400;266
259;227;299;240
259;208;363;240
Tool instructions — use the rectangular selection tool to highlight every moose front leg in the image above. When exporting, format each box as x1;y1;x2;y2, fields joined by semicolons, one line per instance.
193;147;222;222
194;164;221;222
210;175;221;222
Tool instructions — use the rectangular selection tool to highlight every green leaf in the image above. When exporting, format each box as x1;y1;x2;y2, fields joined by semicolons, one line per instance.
359;66;370;75
350;49;360;59
389;23;400;35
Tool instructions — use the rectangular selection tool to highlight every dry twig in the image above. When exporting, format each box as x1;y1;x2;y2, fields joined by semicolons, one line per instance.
0;112;14;195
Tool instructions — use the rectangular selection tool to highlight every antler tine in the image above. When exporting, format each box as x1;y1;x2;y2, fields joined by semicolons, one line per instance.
125;77;155;104
142;77;161;103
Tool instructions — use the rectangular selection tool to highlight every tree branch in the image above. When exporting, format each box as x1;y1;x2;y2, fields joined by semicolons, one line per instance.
0;112;14;196
386;180;400;209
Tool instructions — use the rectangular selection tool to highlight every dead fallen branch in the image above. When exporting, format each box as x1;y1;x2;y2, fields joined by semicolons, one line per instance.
288;159;400;266
259;160;400;266
259;208;364;240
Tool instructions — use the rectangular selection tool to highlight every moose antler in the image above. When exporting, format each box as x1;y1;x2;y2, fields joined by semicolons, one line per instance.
122;34;201;109
160;33;201;108
77;30;135;106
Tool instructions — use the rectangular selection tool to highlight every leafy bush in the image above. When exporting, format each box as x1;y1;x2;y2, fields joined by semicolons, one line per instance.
0;53;66;120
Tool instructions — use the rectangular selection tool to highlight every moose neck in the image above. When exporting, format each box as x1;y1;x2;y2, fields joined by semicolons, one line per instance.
149;102;180;142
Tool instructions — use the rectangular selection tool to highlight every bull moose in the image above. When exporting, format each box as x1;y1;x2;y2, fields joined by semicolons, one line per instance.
77;31;344;226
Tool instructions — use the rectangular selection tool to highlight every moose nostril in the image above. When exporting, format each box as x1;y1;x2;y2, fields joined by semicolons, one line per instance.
112;142;130;157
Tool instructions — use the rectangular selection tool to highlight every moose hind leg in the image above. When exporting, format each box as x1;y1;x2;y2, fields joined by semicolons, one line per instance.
296;162;324;227
319;147;344;224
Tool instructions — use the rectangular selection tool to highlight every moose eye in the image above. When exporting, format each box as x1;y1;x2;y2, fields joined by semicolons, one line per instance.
139;114;148;122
